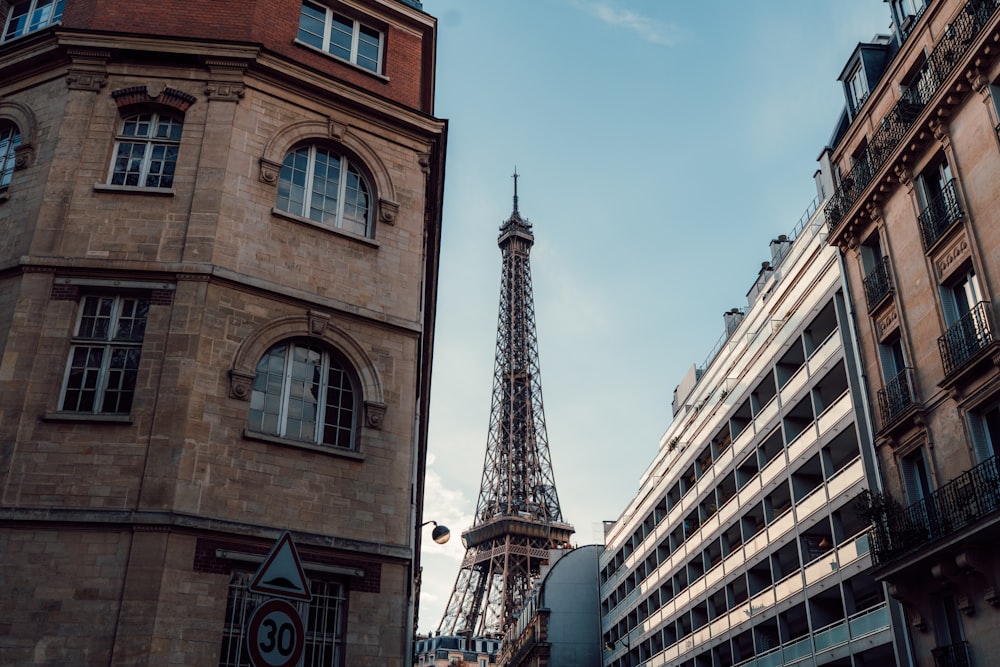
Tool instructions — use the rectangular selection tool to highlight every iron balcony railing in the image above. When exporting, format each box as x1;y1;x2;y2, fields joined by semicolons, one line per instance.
863;256;893;310
825;0;1000;231
932;640;973;667
939;301;994;375
869;454;1000;567
918;179;964;249
877;367;917;427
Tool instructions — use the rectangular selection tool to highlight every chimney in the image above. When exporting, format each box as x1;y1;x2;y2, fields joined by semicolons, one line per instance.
723;308;745;338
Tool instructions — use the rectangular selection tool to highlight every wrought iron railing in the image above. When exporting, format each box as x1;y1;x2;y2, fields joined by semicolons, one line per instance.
825;0;1000;231
939;301;994;375
877;367;917;427
932;640;973;667
863;256;893;310
868;454;1000;567
918;178;964;249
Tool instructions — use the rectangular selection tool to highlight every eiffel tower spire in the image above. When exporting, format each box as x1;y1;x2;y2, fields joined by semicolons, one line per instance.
437;174;574;636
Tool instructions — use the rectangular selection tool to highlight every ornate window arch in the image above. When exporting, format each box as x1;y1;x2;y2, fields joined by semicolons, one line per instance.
231;312;387;447
259;119;399;233
0;100;37;195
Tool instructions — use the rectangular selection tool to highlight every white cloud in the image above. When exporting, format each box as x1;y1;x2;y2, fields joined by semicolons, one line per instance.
573;1;683;46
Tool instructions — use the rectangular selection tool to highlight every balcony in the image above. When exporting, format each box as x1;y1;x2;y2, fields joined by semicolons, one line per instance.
877;368;917;428
867;454;1000;568
825;0;1000;232
863;257;893;311
932;640;973;667
918;179;964;250
939;302;995;375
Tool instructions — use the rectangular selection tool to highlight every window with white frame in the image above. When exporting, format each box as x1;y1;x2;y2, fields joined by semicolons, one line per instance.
0;121;21;190
108;112;182;189
276;145;372;237
297;1;383;73
248;340;359;449
60;295;149;414
1;0;64;43
219;570;347;667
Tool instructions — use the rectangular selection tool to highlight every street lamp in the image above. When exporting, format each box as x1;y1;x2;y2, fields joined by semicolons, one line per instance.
422;520;451;544
604;635;631;666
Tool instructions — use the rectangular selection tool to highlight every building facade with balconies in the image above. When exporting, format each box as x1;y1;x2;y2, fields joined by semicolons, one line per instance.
0;1;446;665
600;197;903;666
822;0;1000;665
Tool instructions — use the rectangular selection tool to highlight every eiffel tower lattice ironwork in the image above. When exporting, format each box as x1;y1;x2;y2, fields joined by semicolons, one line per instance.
437;174;574;637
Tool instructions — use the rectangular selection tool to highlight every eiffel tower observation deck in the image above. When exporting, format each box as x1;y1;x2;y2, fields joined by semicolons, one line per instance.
437;175;574;637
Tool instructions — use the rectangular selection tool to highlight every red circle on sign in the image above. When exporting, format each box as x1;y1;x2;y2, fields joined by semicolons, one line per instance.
247;598;305;667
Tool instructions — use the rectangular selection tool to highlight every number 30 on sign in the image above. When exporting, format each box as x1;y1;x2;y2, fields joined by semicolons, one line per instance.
247;598;305;667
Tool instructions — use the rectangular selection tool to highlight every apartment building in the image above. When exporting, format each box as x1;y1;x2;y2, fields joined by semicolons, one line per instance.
0;1;446;665
599;200;901;666
823;0;1000;664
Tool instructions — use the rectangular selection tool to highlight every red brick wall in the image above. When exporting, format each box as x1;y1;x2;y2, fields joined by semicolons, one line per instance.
59;0;432;111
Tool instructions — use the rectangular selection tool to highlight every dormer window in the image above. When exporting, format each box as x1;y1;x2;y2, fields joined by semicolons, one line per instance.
848;64;870;113
1;0;64;43
893;0;924;27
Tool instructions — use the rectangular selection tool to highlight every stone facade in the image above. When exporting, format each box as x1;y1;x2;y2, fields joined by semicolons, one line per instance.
824;1;1000;665
0;1;446;665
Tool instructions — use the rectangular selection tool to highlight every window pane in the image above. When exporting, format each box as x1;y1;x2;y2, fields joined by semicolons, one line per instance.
327;13;353;61
278;148;310;216
357;26;380;72
78;296;115;340
297;1;325;49
0;123;20;189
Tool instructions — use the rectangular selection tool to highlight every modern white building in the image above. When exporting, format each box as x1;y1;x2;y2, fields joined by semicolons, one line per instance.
599;196;908;666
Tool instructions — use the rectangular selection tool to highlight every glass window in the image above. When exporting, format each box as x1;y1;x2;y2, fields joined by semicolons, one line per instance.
60;295;150;414
276;145;372;237
1;0;64;43
108;112;182;188
248;341;358;449
297;1;383;73
0;122;21;190
847;65;869;112
219;570;347;667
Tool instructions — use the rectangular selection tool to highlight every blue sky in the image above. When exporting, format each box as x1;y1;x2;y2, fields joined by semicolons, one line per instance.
417;1;891;634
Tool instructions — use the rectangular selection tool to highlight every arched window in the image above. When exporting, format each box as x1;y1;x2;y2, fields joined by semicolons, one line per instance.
277;145;372;237
248;340;359;449
108;112;182;188
0;121;20;190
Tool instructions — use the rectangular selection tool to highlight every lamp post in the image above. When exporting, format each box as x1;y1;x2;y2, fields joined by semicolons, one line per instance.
422;520;451;544
604;635;631;667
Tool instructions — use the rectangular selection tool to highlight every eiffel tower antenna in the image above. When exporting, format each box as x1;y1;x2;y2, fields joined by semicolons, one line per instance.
437;174;574;637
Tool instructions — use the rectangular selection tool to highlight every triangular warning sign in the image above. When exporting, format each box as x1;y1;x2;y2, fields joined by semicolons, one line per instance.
249;531;312;601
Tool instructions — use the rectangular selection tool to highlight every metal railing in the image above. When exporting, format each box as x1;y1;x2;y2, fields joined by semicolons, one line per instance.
863;256;893;310
877;367;917;427
918;178;964;249
825;0;1000;231
939;301;994;375
932;640;973;667
869;454;1000;567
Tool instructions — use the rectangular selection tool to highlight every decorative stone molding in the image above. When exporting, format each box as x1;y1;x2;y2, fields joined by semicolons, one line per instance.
887;583;927;632
378;198;399;225
203;57;249;102
930;118;951;149
111;85;197;112
968;68;990;99
13;143;34;170
65;48;111;92
865;202;883;223
934;234;970;282
956;550;1000;608
418;152;431;175
259;158;281;185
364;401;386;429
894;164;913;188
205;82;245;102
329;120;346;140
932;560;974;616
876;306;899;341
309;310;331;335
229;370;255;401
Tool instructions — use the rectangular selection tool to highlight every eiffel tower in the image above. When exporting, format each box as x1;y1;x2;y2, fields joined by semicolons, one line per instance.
437;174;574;637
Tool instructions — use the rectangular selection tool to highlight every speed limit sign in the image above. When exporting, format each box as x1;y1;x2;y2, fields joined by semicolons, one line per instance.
247;598;305;667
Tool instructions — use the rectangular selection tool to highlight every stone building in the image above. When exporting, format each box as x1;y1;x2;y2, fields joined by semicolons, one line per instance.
821;0;1000;665
0;0;446;665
